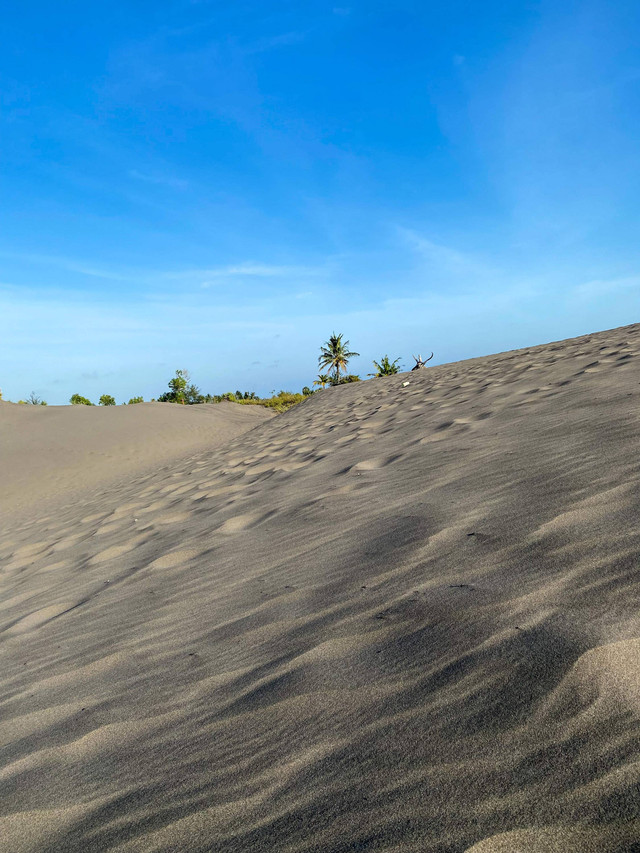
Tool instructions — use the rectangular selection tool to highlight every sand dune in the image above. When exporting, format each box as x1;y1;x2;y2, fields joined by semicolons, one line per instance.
1;323;640;852
0;400;273;518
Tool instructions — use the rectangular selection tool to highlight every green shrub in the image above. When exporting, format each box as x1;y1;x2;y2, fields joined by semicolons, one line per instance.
70;394;93;405
127;396;144;404
157;370;203;404
369;355;401;376
330;374;360;385
99;394;116;406
237;391;306;412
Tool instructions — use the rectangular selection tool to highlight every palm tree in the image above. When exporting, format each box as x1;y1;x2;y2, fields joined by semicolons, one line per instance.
369;355;401;377
314;374;331;389
318;333;360;384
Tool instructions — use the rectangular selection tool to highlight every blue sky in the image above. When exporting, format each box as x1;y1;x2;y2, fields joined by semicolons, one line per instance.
1;0;639;403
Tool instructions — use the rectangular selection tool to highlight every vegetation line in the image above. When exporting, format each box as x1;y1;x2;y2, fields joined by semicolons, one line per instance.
3;333;427;410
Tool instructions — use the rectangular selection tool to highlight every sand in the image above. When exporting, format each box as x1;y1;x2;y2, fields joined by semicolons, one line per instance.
1;323;639;852
0;400;273;519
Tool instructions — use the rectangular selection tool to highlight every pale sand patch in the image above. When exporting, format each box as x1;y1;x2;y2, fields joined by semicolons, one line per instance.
0;400;273;518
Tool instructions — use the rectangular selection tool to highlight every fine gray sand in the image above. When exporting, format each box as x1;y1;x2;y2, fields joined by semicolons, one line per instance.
1;323;640;852
0;401;273;519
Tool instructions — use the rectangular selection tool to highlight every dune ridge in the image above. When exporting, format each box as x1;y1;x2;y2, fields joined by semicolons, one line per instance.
1;323;640;852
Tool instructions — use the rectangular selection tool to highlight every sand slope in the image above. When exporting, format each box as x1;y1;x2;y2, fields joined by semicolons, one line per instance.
1;324;640;852
0;400;273;518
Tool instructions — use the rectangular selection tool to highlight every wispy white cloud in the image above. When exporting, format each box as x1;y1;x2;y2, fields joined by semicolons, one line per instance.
572;276;640;301
0;250;324;288
196;263;319;286
0;281;296;402
398;227;497;281
3;254;638;404
0;250;131;281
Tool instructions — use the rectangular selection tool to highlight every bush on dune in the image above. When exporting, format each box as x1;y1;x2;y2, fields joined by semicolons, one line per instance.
17;334;412;413
27;392;47;405
70;394;93;406
153;370;309;413
236;390;306;413
331;374;360;385
157;369;202;405
369;355;401;377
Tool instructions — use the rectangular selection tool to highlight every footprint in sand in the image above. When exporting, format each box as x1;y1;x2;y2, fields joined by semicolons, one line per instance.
573;361;601;376
320;482;363;496
335;434;358;445
80;512;109;524
245;462;279;475
92;522;127;537
348;454;403;472
153;512;192;526
271;460;309;473
168;483;198;496
418;420;473;443
136;499;173;515
110;502;144;518
90;540;144;564
216;511;276;534
148;548;205;570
